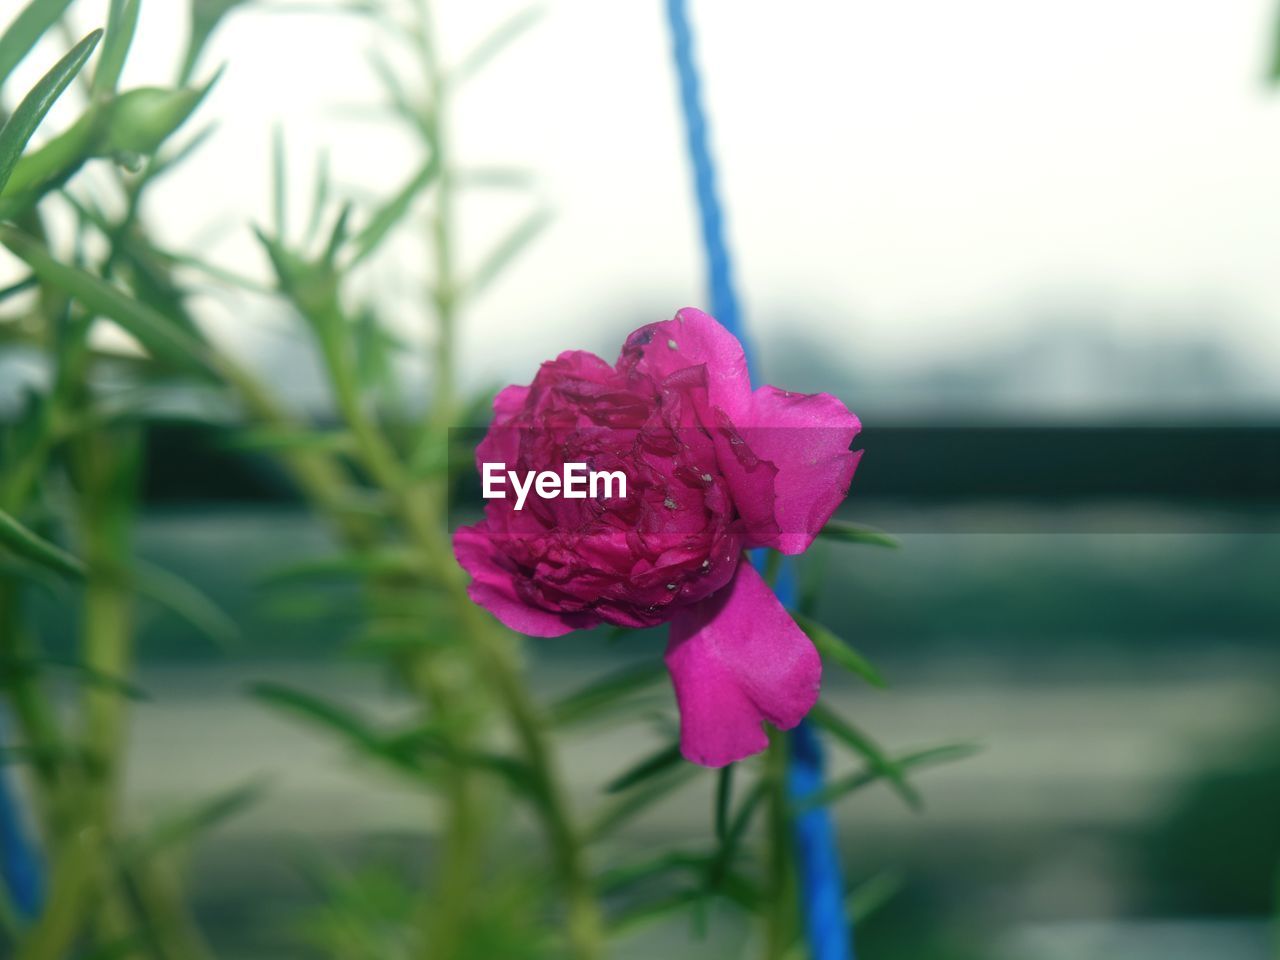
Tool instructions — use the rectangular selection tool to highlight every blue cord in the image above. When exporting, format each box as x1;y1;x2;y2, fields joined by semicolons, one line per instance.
664;2;853;956
0;715;43;920
663;0;752;367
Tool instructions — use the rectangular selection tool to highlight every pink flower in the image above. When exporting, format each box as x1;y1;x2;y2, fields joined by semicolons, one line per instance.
453;308;861;766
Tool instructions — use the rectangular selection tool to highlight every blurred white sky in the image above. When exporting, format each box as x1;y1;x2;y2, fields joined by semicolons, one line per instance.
7;0;1280;406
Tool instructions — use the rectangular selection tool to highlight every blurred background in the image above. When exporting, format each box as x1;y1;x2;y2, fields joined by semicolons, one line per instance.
3;1;1279;958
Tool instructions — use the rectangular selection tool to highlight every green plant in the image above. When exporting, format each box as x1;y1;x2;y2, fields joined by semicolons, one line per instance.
0;3;967;958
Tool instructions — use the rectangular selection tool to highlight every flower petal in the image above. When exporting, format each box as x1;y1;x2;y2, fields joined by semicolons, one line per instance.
665;561;822;767
617;307;754;423
746;386;861;554
452;524;599;637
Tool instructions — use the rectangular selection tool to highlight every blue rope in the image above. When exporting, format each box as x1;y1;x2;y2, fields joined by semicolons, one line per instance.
663;0;752;367
664;2;853;957
0;715;43;919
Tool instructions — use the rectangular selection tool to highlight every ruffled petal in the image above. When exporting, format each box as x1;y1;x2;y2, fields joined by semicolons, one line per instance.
491;383;531;422
665;561;822;767
745;386;861;554
452;524;599;637
617;307;754;423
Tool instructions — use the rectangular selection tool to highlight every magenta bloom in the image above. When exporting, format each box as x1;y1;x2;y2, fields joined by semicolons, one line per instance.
453;308;861;766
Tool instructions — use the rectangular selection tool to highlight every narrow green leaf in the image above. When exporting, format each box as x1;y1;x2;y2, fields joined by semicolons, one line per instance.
605;741;684;794
306;148;331;241
588;765;699;841
808;703;920;810
350;154;440;264
845;870;905;923
798;742;981;814
250;681;387;755
797;541;827;617
793;613;887;689
122;778;267;864
0;30;103;197
158;248;271;293
463;207;550;300
381;724;533;790
0;227;212;375
254;684;531;787
0;655;147;700
133;559;241;649
0;554;65;597
0;276;36;301
0;506;85;580
714;764;733;842
549;662;666;727
366;49;426;137
1269;2;1280;85
708;778;766;890
322;201;353;264
0;105;105;210
271;123;287;239
817;519;899;548
0;0;77;89
149;121;219;181
608;881;754;936
607;889;706;936
92;0;140;96
452;6;543;86
597;851;709;896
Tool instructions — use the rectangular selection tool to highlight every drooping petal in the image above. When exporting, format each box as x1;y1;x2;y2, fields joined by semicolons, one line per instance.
665;560;822;767
452;524;599;637
617;307;754;423
744;386;861;554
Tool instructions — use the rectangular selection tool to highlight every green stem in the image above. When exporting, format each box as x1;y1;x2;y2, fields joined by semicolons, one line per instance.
10;431;145;960
322;309;604;958
76;428;146;956
416;0;457;432
402;648;483;958
13;825;100;960
763;732;798;960
460;604;605;960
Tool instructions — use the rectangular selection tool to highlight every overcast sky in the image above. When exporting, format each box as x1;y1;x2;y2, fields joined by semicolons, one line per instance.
8;0;1280;407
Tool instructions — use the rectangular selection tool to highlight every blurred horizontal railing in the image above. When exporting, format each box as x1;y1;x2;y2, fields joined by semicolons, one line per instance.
125;421;1280;517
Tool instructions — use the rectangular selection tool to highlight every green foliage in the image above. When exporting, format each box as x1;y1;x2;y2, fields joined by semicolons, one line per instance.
120;778;267;865
605;741;684;794
1269;2;1280;84
808;702;922;810
818;518;900;548
549;661;667;727
106;83;212;156
1;228;213;374
0;29;102;196
92;0;140;96
0;2;948;956
793;611;888;688
0;506;85;579
796;742;982;814
0;0;78;90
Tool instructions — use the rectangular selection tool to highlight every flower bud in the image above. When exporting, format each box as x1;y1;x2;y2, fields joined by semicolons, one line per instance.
107;87;204;156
